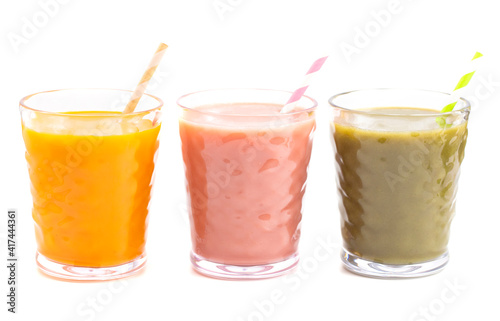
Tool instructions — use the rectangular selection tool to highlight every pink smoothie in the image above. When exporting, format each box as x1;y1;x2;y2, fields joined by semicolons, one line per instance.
179;103;315;265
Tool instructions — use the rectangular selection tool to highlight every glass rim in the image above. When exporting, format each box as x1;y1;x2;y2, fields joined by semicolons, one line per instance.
328;88;471;117
177;88;318;117
19;88;164;117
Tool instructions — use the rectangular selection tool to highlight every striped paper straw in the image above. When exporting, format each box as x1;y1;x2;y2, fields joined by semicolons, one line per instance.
123;43;168;113
441;51;483;113
280;56;328;113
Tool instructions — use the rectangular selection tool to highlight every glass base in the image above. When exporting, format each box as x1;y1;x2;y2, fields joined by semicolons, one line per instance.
341;249;449;279
36;252;147;281
191;252;299;280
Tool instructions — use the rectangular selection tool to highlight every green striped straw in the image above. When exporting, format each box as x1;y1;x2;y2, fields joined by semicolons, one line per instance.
441;51;483;113
436;52;482;127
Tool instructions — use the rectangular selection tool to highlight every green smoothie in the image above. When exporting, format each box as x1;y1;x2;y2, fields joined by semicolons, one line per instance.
332;107;468;264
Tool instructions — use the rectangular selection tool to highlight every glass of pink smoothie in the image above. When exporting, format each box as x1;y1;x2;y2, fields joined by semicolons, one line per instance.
178;89;317;279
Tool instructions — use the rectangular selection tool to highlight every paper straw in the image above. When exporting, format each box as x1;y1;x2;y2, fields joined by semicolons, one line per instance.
123;43;168;113
280;56;328;113
441;52;483;113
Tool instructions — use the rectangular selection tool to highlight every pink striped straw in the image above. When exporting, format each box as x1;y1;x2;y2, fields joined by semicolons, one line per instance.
280;56;328;113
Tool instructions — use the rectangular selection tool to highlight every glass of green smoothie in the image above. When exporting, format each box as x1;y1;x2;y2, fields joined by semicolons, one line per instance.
329;88;470;278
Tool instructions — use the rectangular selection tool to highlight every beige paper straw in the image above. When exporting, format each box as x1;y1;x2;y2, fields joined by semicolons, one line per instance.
123;43;168;113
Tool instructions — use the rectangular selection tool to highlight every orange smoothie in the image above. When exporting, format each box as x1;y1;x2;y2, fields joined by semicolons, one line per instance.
22;112;160;267
179;103;315;266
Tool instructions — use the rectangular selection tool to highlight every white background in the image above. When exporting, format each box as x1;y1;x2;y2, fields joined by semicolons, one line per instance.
1;0;500;320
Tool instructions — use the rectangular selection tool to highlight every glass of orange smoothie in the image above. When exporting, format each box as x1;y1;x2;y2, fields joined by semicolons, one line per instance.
178;89;317;279
20;89;162;280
